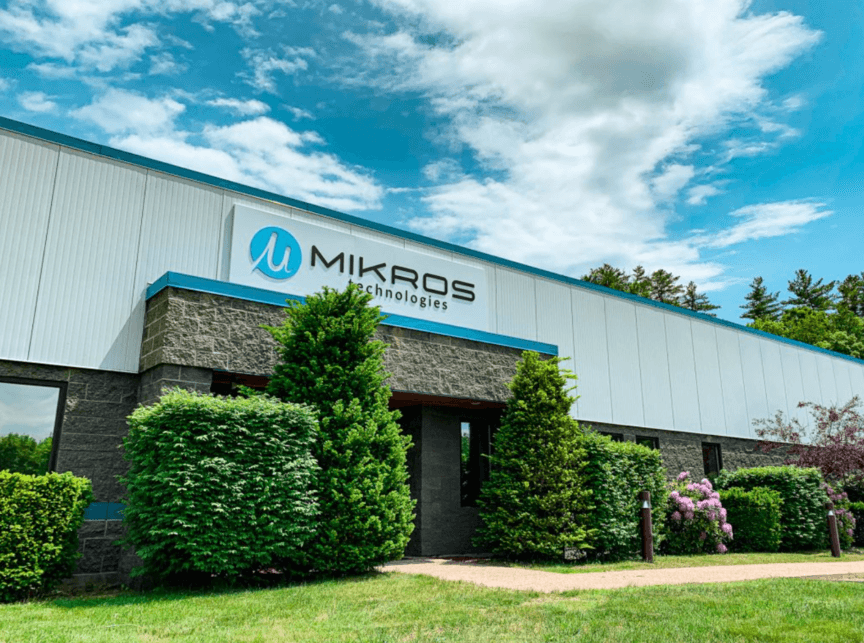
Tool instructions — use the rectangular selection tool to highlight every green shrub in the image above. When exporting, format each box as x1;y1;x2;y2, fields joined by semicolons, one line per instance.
266;284;414;574
663;473;732;555
475;353;591;559
719;487;783;552
122;390;320;583
578;431;668;560
716;466;827;551
0;471;93;602
0;434;53;475
850;502;864;547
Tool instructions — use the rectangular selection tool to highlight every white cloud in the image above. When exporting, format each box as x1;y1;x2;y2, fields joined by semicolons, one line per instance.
699;200;832;248
71;89;185;134
344;0;820;282
149;52;186;75
285;105;314;120
241;47;313;93
208;97;271;115
329;4;344;14
423;158;462;182
18;91;58;113
687;183;724;206
0;78;9;91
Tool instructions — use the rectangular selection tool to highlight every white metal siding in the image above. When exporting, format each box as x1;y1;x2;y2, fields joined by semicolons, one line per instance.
797;351;822;431
535;278;578;413
571;289;613;423
664;314;702;433
715;328;750;437
495;268;537;340
691;321;726;434
0;134;60;361
28;150;147;370
760;341;788;420
605;297;644;426
834;360;854;405
635;307;674;429
849;363;864;399
737;333;769;435
780;346;808;427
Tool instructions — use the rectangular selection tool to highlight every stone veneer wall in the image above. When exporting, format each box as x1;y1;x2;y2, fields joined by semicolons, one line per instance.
141;286;524;402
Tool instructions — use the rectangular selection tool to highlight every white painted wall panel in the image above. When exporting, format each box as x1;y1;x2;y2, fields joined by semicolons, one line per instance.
691;321;726;434
715;328;750;437
28;150;147;371
849;363;864;399
797;350;822;431
571;289;612;423
536;279;577;413
664;314;701;432
605;297;644;426
495;268;537;340
635;307;673;429
0;134;59;361
833;360;854;404
780;346;808;427
815;353;839;404
738;333;769;431
760;341;788;419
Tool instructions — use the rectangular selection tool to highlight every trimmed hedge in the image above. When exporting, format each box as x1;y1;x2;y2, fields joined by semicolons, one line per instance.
719;487;783;552
716;467;826;551
0;471;93;602
850;502;864;547
578;431;668;560
122;389;320;582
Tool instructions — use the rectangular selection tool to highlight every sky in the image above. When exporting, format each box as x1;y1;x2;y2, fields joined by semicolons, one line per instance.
0;382;58;439
0;0;862;324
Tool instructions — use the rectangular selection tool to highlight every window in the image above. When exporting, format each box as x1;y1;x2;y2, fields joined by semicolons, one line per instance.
599;431;624;442
0;378;66;474
702;442;722;476
635;435;659;450
460;420;493;507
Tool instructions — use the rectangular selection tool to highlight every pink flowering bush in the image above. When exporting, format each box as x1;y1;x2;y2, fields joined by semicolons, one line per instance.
663;472;733;555
823;483;856;549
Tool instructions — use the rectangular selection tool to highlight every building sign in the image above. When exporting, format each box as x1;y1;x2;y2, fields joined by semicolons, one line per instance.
228;205;489;330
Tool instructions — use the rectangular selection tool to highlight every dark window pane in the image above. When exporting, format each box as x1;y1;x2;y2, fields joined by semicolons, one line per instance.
636;435;659;450
600;431;624;442
702;443;722;475
0;381;62;475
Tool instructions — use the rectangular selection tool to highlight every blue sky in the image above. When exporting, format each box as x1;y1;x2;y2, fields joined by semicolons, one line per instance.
0;0;861;323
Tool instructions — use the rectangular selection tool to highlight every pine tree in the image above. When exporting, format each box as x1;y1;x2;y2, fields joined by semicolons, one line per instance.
474;352;591;559
838;273;864;317
783;269;836;311
582;264;631;292
741;276;783;321
681;281;720;316
649;269;684;305
266;284;415;573
629;265;652;298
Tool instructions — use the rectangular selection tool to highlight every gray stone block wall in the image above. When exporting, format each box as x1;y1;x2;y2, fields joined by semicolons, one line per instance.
142;287;527;402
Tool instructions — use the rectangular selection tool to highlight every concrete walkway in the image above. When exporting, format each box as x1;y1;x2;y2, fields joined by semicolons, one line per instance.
380;558;864;592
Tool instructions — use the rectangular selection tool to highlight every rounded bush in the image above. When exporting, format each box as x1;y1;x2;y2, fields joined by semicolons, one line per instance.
663;472;732;555
719;487;782;552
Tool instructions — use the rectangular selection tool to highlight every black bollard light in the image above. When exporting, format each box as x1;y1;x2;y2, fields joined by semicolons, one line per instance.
639;490;654;563
827;502;842;558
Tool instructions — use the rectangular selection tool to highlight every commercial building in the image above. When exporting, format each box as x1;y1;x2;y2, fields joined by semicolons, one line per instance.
1;117;861;582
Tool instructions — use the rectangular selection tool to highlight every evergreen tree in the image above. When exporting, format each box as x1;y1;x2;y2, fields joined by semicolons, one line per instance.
740;276;783;321
266;284;415;573
628;265;652;298
649;269;684;305
838;273;864;317
582;264;631;292
783;269;836;311
681;281;720;316
474;352;591;558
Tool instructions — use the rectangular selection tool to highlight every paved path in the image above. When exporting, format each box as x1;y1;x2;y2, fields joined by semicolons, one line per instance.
380;558;864;592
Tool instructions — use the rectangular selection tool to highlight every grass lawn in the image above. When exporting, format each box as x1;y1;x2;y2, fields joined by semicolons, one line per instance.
1;572;863;643
514;549;864;574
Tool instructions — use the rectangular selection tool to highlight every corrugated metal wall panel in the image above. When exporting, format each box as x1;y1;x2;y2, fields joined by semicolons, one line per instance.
635;307;673;429
715;328;750;437
535;279;577;413
849;363;864;399
28;149;147;371
0;134;60;361
738;333;769;432
690;321;726;434
797;351;822;431
605;297;644;426
494;268;537;340
833;360;854;404
760;341;788;419
664;314;702;432
815;353;839;404
779;346;807;426
571;289;613;422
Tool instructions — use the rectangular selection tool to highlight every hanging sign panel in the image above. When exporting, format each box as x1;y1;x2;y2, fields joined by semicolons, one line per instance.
228;205;489;331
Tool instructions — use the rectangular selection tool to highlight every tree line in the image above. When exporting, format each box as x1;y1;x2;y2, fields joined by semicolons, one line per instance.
581;265;864;359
